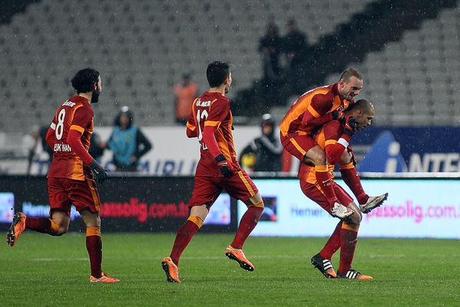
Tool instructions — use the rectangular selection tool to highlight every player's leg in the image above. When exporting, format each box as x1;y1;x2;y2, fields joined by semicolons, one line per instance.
282;134;339;207
6;178;71;246
300;181;340;278
225;170;264;271
162;176;220;283
71;178;119;283
169;205;208;266
334;185;373;281
307;145;343;209
80;210;119;283
339;151;388;213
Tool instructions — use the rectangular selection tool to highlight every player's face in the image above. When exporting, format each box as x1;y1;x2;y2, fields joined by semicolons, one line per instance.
339;76;363;101
353;110;375;130
91;76;102;104
224;72;232;94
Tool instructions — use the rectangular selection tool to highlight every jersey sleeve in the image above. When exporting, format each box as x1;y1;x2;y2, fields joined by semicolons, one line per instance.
302;93;334;125
323;120;347;164
204;98;229;128
186;98;199;138
69;105;92;134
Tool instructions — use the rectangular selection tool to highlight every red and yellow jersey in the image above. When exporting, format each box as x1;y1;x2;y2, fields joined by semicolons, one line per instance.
47;96;94;181
187;91;237;177
280;83;350;137
299;120;344;184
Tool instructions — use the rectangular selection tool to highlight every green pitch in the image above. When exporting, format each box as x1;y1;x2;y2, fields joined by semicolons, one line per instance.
0;233;459;306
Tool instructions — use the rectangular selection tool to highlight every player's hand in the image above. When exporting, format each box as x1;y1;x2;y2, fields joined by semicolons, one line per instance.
90;161;108;184
215;154;235;178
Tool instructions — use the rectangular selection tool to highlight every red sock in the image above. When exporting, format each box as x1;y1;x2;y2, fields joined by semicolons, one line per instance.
26;217;59;235
340;164;368;205
338;223;359;275
319;221;342;259
315;167;337;207
231;206;263;249
86;227;102;278
170;220;200;265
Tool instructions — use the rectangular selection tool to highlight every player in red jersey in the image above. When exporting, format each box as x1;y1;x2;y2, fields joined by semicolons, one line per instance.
6;68;119;284
280;68;384;215
162;61;265;283
301;99;387;281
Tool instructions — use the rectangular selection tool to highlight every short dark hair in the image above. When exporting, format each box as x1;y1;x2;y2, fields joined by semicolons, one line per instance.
339;68;362;82
206;61;230;87
347;99;374;113
71;68;100;93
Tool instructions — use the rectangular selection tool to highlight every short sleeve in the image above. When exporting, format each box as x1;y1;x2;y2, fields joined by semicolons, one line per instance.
204;98;229;127
309;93;334;117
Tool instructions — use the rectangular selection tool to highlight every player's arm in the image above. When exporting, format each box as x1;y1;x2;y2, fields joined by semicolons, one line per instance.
66;107;107;182
185;99;199;138
46;123;56;149
324;117;357;164
202;99;234;177
323;120;347;165
301;93;334;126
67;125;94;165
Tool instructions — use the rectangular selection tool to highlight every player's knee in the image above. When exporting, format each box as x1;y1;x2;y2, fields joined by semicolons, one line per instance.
54;224;69;236
249;194;264;209
349;210;362;225
339;151;353;165
306;149;326;165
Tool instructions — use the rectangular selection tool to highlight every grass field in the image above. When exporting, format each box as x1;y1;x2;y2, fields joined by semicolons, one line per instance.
0;233;459;306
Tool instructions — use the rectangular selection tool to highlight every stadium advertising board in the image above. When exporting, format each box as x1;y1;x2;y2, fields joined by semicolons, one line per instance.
238;179;460;239
0;176;235;232
353;127;460;173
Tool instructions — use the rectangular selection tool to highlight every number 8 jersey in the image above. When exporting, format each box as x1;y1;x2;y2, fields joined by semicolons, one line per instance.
187;91;237;177
47;96;94;180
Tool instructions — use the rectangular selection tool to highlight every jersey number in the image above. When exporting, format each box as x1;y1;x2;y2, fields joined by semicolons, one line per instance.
55;109;66;140
197;109;208;150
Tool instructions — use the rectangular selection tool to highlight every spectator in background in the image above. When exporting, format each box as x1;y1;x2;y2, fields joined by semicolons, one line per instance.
107;106;152;172
282;18;309;93
239;114;283;172
89;132;105;163
174;73;199;124
259;20;282;82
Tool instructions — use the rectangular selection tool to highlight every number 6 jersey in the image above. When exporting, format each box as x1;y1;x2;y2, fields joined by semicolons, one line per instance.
186;91;237;177
47;96;94;180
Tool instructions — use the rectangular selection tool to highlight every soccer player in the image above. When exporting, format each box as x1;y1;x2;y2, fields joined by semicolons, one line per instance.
162;61;265;283
301;99;386;281
280;68;384;215
6;68;119;284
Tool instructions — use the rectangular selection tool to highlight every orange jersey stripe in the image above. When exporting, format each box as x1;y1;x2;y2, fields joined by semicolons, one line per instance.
70;125;85;134
280;86;330;136
237;171;256;197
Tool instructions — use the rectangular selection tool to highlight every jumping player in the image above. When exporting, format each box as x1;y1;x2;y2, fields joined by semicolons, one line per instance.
6;68;119;284
280;68;384;214
301;99;387;281
162;61;265;283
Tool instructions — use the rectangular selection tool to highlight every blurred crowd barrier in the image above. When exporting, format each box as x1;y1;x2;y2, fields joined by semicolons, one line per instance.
1;126;460;175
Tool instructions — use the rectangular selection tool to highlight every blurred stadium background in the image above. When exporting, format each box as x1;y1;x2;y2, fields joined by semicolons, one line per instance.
0;1;459;305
